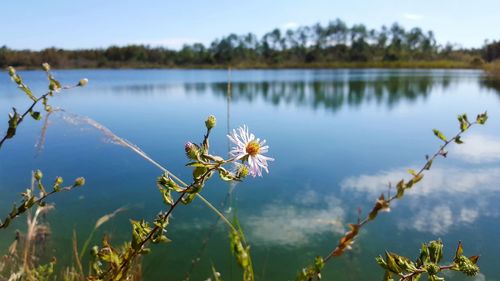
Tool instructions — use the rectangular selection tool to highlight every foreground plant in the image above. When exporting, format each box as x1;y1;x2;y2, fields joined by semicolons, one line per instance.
0;204;58;281
0;171;85;281
229;217;254;281
298;112;488;280
0;170;85;230
376;240;479;281
88;116;270;281
0;64;87;150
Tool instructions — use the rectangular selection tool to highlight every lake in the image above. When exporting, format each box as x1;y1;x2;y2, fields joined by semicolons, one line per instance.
1;69;499;280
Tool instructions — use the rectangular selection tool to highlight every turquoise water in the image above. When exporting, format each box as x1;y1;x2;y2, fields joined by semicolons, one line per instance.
0;69;499;280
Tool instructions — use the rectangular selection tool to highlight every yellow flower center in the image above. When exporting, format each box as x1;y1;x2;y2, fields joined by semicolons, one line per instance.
245;141;260;156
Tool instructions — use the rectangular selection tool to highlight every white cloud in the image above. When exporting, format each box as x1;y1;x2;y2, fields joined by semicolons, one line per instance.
451;134;500;164
282;21;299;30
245;193;345;246
403;13;424;21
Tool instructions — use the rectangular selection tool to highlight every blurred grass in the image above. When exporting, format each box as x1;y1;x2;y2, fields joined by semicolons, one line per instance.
484;60;500;77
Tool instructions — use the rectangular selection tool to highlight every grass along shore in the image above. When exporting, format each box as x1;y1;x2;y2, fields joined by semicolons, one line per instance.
484;61;500;77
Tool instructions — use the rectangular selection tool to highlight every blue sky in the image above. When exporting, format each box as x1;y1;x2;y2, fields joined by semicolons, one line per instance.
1;0;499;50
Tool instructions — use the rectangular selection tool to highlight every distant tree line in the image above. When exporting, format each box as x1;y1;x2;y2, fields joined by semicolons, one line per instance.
483;40;500;62
0;19;494;69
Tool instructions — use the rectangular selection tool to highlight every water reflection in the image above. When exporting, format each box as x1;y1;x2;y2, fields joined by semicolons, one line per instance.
245;191;345;247
110;83;184;94
105;72;463;112
480;77;500;97
451;134;500;163
398;205;480;235
190;75;454;112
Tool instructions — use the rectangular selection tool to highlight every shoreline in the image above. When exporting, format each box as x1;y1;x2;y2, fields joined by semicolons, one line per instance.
4;60;485;71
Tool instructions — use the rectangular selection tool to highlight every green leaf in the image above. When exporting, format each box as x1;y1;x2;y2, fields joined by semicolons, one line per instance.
20;85;36;101
376;255;388;269
7;109;20;136
30;110;42;120
455;242;464;260
219;168;236;181
428;240;443;263
160;188;174;205
131;220;152;250
428;274;444;281
424;159;433;170
432;129;447;142
412;174;424;185
385;252;402;274
182;193;197;205
458;114;469;132
396;179;406;196
407;169;417;176
418;243;430;266
476;112;488;125
314;256;324;271
193;166;208;179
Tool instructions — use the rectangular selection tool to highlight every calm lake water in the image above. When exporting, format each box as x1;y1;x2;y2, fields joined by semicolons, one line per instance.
1;69;500;280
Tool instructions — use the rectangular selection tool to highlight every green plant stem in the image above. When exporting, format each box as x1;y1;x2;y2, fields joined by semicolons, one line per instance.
113;192;187;278
0;94;48;149
107;166;233;280
0;85;77;150
399;264;455;280
79;228;97;261
0;184;78;229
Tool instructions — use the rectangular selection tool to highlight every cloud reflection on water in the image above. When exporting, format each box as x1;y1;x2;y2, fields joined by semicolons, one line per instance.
244;192;345;247
341;165;500;235
451;134;500;164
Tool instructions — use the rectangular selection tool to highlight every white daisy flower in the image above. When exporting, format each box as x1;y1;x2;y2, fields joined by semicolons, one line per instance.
227;125;274;177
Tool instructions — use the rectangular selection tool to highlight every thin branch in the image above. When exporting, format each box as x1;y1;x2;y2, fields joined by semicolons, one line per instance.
319;121;482;271
105;160;235;280
399;264;455;281
0;184;82;230
0;84;78;151
0;93;50;149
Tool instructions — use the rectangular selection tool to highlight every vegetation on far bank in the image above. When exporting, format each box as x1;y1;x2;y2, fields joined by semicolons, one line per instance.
2;60;483;70
2;19;499;70
484;60;500;77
